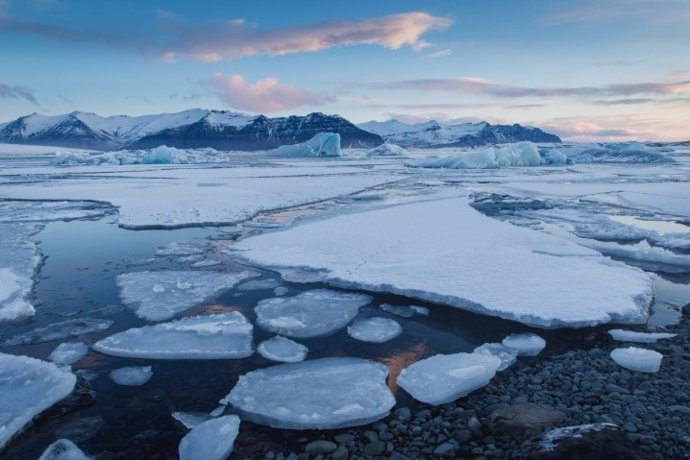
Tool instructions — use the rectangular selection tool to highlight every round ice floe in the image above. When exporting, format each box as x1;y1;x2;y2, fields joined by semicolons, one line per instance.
255;289;371;338
38;439;90;460
93;312;253;359
48;342;89;367
502;333;546;357
257;336;308;363
347;317;402;343
610;347;662;373
222;357;395;429
397;352;501;405
474;343;518;371
178;415;240;460
608;329;676;343
109;366;153;386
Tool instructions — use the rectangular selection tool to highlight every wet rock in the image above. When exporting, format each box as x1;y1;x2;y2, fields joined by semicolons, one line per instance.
331;446;348;460
40;377;96;421
362;440;385;456
304;440;337;456
433;441;458;456
487;404;566;437
468;416;483;439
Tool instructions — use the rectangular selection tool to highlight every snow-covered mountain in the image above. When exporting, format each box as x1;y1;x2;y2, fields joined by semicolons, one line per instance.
358;119;561;148
0;110;383;151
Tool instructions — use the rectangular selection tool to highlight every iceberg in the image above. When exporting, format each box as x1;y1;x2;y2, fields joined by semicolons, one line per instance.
561;142;672;164
367;143;408;156
257;336;308;363
397;352;501;405
221;357;395;429
93;312;253;359
178;415;240;460
52;145;224;166
413;142;542;169
608;329;676;343
48;342;89;367
474;343;519;371
109;366;153;386
379;304;430;318
347;317;402;343
270;133;342;157
117;270;257;321
38;439;90;460
0;352;76;451
254;290;371;338
610;347;662;373
230;196;655;328
3;318;114;346
502;333;546;356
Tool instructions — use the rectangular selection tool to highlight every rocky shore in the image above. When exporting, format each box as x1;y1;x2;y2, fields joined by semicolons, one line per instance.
251;304;690;460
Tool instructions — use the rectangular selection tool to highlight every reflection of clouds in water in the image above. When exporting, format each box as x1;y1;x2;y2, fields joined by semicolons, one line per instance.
381;341;428;394
74;350;112;370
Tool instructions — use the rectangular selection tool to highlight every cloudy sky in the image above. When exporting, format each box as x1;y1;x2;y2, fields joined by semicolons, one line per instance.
1;0;689;141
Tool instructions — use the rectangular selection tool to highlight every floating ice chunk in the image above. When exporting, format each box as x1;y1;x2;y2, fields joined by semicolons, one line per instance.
347;317;402;343
474;343;519;371
178;415;240;460
271;133;342;157
109;366;153;386
397;352;501;405
222;357;395;429
191;259;221;268
379;304;429;318
117;270;258;321
610;347;663;373
608;329;676;343
93;312;253;359
254;290;371;338
237;278;282;291
413;142;542;169
0;352;76;451
367;143;408;156
155;241;208;257
48;342;89;366
53;146;224;166
172;411;212;430
3;318;114;346
502;333;546;356
38;439;90;460
562;142;672;164
257;336;308;363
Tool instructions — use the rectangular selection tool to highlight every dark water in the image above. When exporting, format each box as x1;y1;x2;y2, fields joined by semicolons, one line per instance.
1;215;688;459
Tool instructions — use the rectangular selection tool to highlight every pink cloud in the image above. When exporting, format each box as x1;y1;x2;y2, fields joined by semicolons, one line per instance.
206;73;332;113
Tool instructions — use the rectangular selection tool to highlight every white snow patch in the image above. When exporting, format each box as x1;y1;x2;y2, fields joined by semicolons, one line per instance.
109;366;153;386
178;415;240;460
347;317;402;343
610;347;663;373
257;336;308;363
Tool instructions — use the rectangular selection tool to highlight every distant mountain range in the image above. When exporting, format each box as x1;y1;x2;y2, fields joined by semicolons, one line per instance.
0;109;561;151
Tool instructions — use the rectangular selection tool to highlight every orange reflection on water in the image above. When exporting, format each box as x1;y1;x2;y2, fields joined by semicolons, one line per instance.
380;341;428;394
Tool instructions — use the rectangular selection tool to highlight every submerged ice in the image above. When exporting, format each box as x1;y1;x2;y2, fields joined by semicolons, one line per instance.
347;317;402;343
109;366;153;386
48;342;89;367
178;415;240;460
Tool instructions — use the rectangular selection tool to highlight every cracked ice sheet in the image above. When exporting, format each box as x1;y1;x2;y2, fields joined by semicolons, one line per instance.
231;194;655;329
0;164;401;228
0;223;41;324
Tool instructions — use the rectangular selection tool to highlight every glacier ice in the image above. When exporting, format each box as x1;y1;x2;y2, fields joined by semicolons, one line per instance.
257;336;308;363
379;304;429;318
38;439;90;460
93;312;253;359
366;143;408;156
540;423;618;452
270;133;342;157
610;347;662;373
178;415;240;460
347;317;402;343
53;145;225;166
502;333;546;356
221;357;395;429
397;352;501;405
413;142;542;169
109;366;153;386
117;270;257;321
561;142;672;164
48;342;89;367
3;318;114;346
608;329;676;343
254;289;371;338
0;352;77;451
172;411;212;430
474;343;519;371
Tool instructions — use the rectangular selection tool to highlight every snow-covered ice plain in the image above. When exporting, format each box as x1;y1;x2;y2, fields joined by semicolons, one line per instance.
0;141;689;457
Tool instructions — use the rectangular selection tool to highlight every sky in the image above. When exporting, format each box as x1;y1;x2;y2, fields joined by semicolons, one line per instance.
0;0;689;141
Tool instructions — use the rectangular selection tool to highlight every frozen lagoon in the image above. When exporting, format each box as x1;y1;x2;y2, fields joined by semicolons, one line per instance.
0;144;689;457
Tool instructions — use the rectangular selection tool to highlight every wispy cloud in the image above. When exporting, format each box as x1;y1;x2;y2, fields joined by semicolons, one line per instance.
205;73;333;112
590;98;654;106
0;83;38;104
426;48;452;59
539;113;689;141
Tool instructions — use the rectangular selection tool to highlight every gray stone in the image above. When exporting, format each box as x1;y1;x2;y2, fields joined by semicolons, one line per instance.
487;404;567;437
433;442;458;456
332;446;349;460
334;433;355;444
362;441;386;456
304;440;337;456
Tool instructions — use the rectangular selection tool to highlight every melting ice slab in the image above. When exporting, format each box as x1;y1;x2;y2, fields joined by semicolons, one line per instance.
474;343;518;371
255;290;371;338
117;270;257;321
222;357;395;429
0;352;77;451
179;415;240;460
397;352;501;405
502;333;546;357
38;439;90;460
231;196;655;328
257;336;308;363
610;347;663;373
347;317;402;343
608;329;676;343
93;312;253;359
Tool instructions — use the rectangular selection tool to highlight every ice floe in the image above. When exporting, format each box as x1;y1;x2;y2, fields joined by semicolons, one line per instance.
178;415;240;460
0;223;41;324
379;304;430;318
37;439;90;460
502;333;546;356
413;142;543;169
257;336;308;363
48;342;89;367
0;352;76;451
271;133;342;157
93;312;253;359
608;329;676;343
3;318;114;346
221;357;395;429
172;411;212;430
474;343;519;371
347;317;402;343
610;347;663;373
397;352;501;405
109;366;153;386
231;196;655;328
117;270;257;321
254;289;371;338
